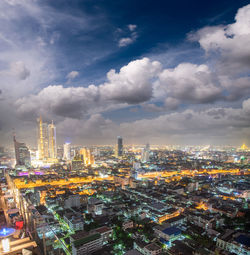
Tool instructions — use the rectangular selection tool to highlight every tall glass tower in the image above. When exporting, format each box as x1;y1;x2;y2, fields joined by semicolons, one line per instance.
13;135;31;167
38;116;56;160
48;121;57;159
115;136;123;157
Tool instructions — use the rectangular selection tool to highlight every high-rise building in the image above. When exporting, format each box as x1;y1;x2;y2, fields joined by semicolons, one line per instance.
13;135;31;167
37;116;49;160
48;121;57;159
141;143;150;163
115;136;123;157
79;148;95;165
63;143;71;160
38;117;57;160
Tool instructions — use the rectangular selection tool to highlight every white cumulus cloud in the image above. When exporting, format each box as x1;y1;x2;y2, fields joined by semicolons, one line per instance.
66;71;79;81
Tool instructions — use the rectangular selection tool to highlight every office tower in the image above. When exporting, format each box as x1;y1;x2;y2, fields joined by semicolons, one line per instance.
89;150;95;165
63;143;71;160
48;121;57;159
38;117;57;160
13;135;31;167
37;116;49;160
79;148;95;165
79;148;87;163
115;136;123;157
141;143;150;163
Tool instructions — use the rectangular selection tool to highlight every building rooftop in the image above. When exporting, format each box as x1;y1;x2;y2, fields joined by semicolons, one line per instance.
95;226;112;234
162;214;185;224
71;230;88;241
145;243;161;251
73;233;101;248
235;234;250;247
125;249;142;255
163;226;181;236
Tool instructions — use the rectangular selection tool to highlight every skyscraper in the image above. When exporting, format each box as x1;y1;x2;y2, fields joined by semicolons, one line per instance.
13;135;31;167
115;136;123;157
48;121;57;159
37;116;49;160
141;143;150;163
37;116;44;160
63;143;71;160
37;116;57;160
79;148;95;165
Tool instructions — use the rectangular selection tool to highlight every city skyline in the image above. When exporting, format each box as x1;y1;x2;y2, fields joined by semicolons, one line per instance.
0;1;249;252
1;0;250;147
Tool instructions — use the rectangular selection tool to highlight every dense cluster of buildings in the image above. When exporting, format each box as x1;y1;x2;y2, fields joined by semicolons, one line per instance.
0;117;250;255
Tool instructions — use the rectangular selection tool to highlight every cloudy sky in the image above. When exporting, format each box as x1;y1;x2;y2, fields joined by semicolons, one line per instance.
1;0;250;147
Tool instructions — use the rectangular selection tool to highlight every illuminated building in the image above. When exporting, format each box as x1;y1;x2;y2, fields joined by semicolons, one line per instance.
37;116;49;160
89;150;95;165
240;143;248;150
37;117;58;162
115;136;123;157
141;149;149;163
80;148;95;165
48;121;57;159
71;157;84;171
71;232;102;255
13;135;30;167
63;142;71;160
154;226;182;242
63;213;84;231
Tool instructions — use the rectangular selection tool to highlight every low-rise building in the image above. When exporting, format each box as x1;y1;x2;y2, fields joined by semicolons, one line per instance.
216;230;250;255
71;232;102;255
122;220;133;230
64;212;84;231
94;226;113;244
154;226;181;242
88;198;103;215
134;240;162;255
65;194;81;208
162;215;186;227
